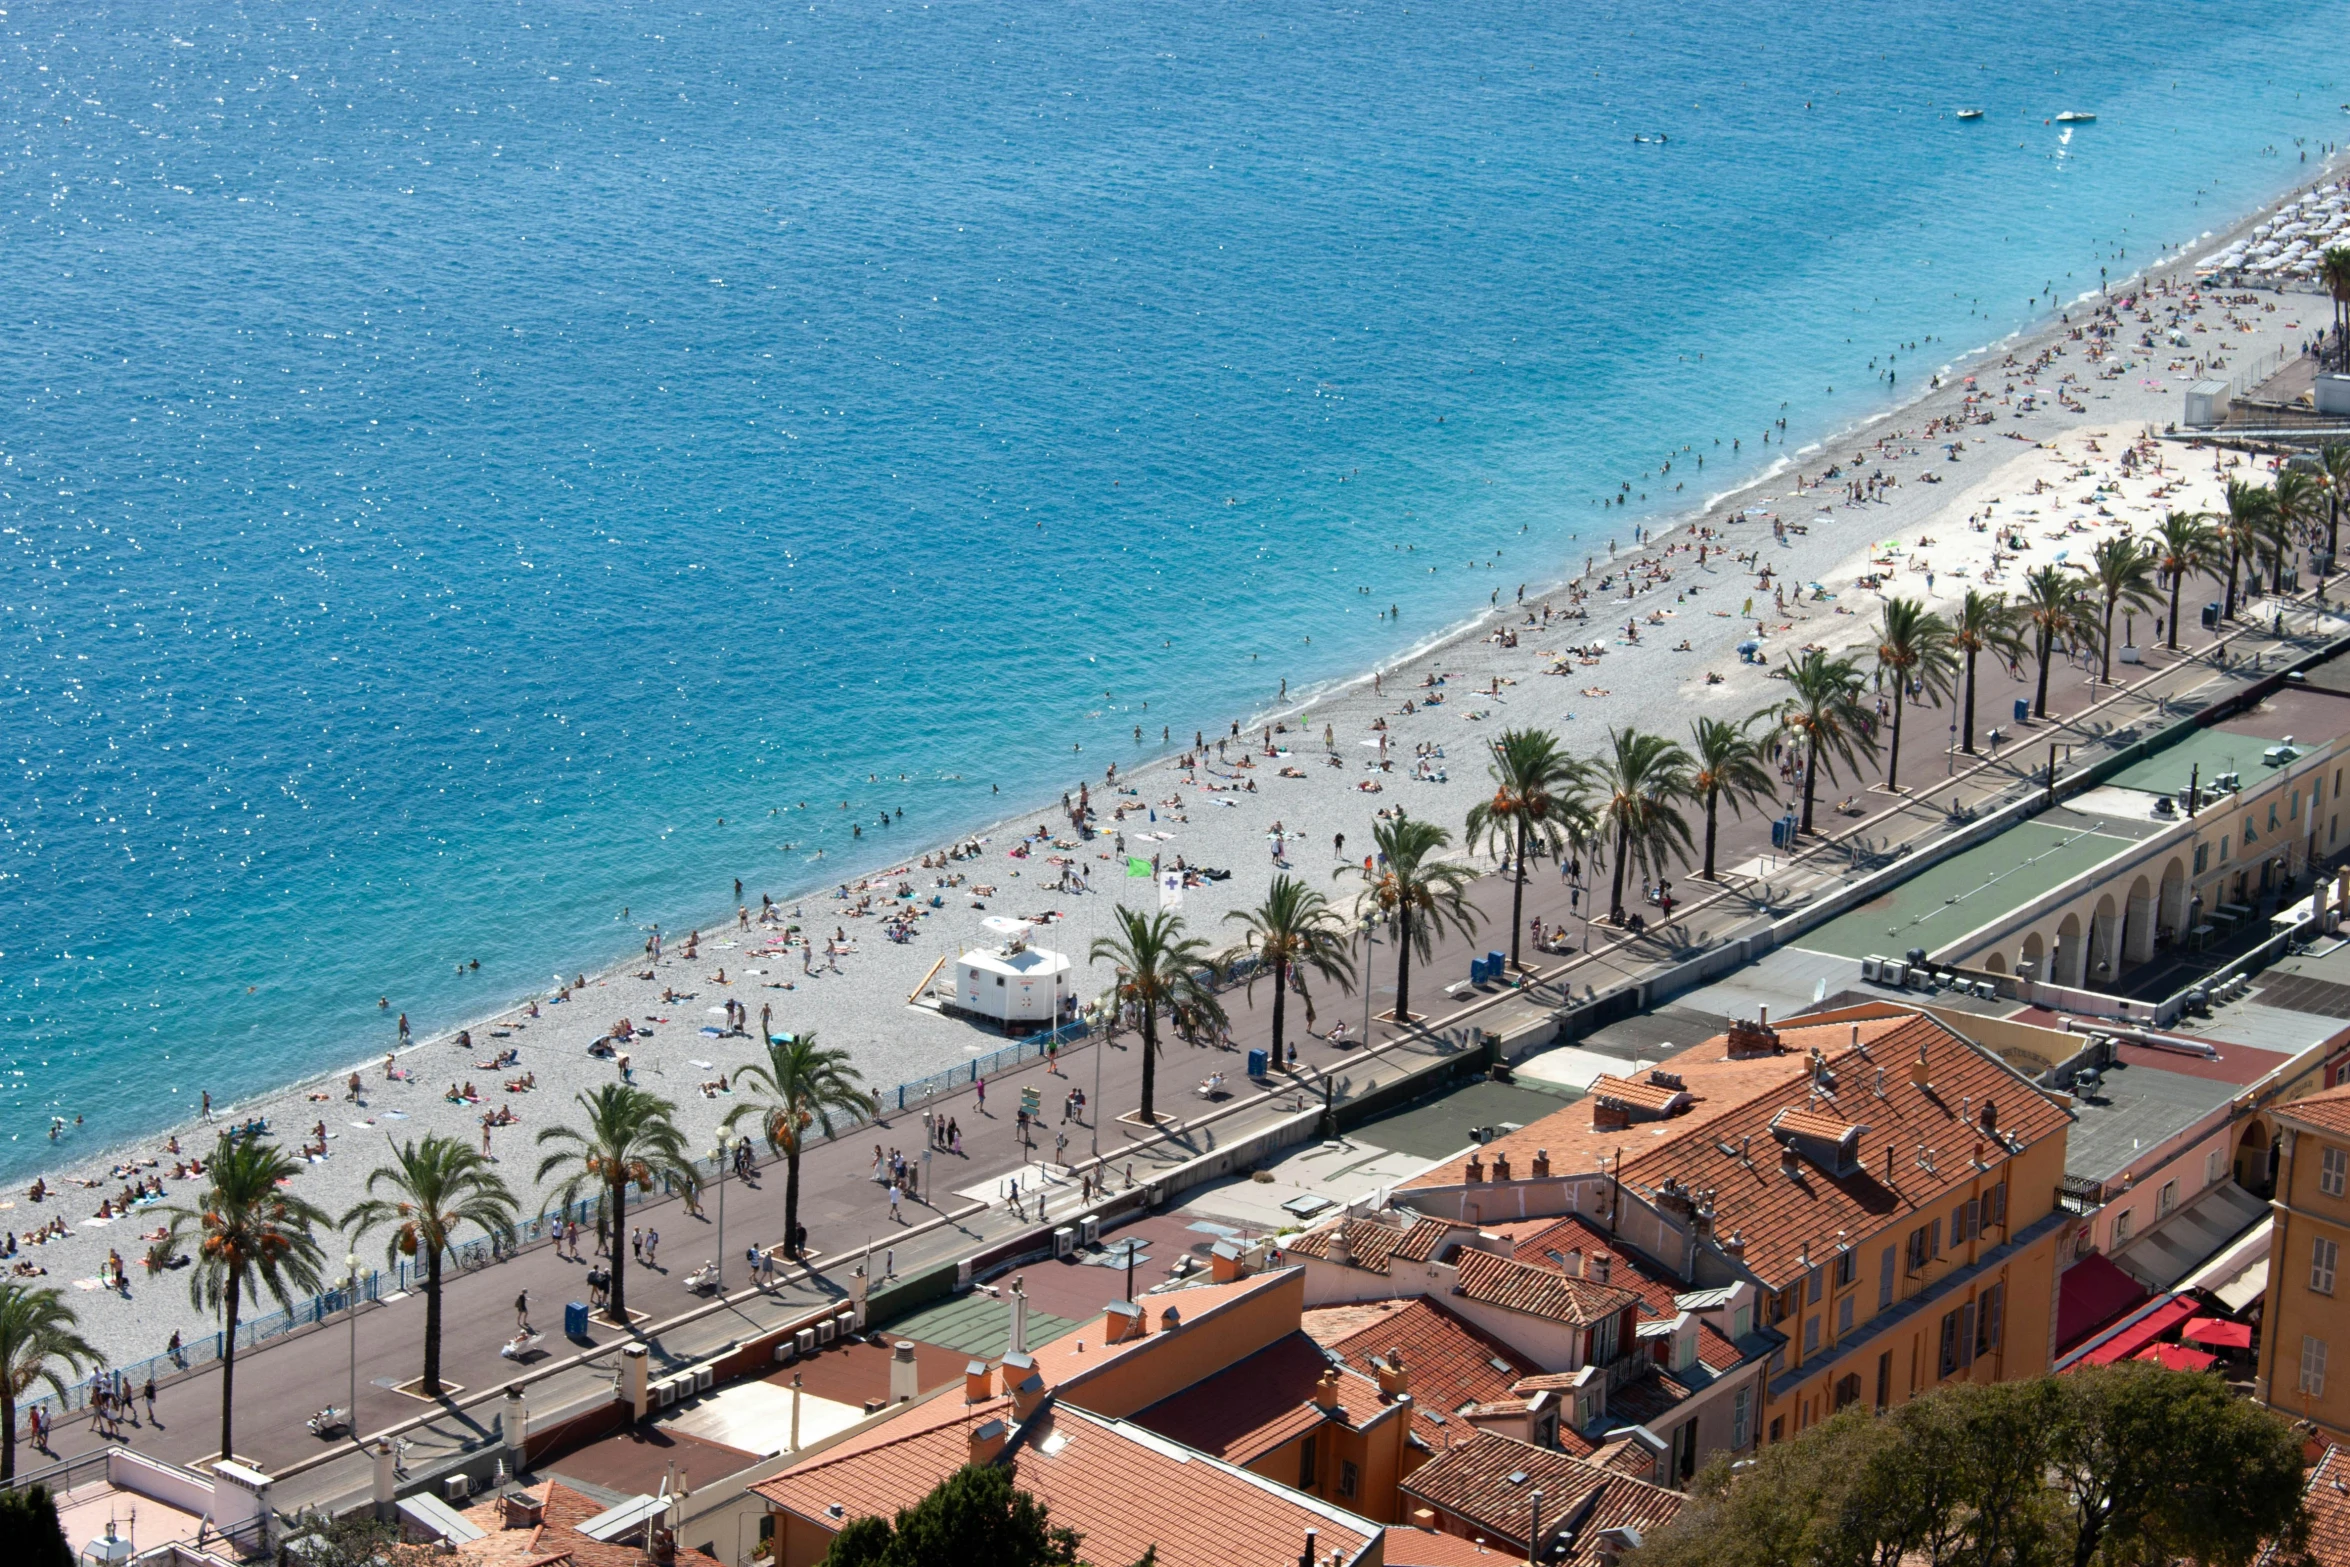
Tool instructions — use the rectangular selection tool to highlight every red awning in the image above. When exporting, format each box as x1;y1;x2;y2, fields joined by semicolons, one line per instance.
2181;1316;2255;1350
2133;1342;2218;1372
2075;1295;2200;1367
2057;1253;2153;1352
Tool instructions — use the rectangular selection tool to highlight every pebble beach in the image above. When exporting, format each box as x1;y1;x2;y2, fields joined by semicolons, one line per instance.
16;169;2347;1367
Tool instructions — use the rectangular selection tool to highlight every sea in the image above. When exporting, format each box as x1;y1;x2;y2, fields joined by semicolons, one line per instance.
3;0;2345;1179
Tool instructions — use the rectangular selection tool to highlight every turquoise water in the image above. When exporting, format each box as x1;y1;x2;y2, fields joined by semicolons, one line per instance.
3;0;2344;1177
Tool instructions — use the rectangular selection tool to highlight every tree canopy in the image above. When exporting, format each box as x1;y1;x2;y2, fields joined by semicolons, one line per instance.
1631;1367;2306;1567
823;1463;1082;1567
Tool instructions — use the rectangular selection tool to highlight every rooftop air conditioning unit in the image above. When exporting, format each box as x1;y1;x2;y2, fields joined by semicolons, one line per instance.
817;1317;838;1346
796;1327;818;1356
694;1365;714;1393
443;1474;473;1503
1080;1215;1102;1247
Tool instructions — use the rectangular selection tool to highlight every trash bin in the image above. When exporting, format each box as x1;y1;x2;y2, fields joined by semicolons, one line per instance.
2013;698;2030;723
1246;1048;1269;1079
564;1300;589;1339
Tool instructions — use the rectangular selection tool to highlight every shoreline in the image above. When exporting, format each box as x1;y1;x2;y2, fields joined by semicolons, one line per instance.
12;154;2343;1363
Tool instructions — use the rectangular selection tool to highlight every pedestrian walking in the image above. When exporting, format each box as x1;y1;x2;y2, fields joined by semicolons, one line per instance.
515;1290;531;1331
975;1076;986;1113
143;1376;157;1425
644;1228;659;1267
200;1091;212;1122
888;1182;902;1224
630;1226;644;1262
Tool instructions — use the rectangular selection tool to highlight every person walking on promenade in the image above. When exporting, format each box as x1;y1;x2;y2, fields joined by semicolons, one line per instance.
143;1376;158;1426
888;1182;902;1224
630;1226;643;1263
643;1228;659;1268
515;1290;531;1333
975;1076;986;1114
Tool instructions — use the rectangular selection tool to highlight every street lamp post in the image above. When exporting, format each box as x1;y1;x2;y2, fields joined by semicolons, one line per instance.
344;1251;361;1439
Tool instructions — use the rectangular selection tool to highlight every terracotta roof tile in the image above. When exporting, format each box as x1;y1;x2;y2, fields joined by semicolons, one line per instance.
756;1396;1378;1567
1311;1298;1541;1452
460;1482;723;1567
1398;1017;1892;1193
1283;1215;1472;1274
1453;1247;1643;1327
2268;1443;2350;1567
1130;1331;1385;1464
1771;1107;1860;1142
1615;1013;2071;1287
1401;1431;1684;1558
1386;1527;1522;1566
1587;1075;1690;1116
2275;1085;2350;1142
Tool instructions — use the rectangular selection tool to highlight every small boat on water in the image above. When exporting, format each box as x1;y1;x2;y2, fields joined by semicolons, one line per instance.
1955;108;1984;120
2054;110;2095;123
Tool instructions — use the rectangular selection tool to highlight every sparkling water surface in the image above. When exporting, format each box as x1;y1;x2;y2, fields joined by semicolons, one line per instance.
3;0;2345;1176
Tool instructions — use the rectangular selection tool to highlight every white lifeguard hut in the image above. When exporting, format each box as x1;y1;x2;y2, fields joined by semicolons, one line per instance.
949;916;1073;1032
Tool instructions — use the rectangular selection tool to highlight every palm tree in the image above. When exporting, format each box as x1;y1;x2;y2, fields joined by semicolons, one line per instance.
1950;588;2025;752
1591;727;1695;924
0;1284;102;1481
724;1032;875;1260
2271;467;2324;594
2018;564;2096;719
1090;907;1226;1127
2087;535;2161;683
2219;478;2278;620
1338;813;1480;1023
164;1133;330;1464
1688;714;1775;880
1778;649;1877;835
2319;443;2350;602
1220;877;1355;1071
342;1135;519;1397
1871;597;1958;792
1462;729;1593;969
2321;245;2350;350
534;1085;697;1326
2151;510;2222;650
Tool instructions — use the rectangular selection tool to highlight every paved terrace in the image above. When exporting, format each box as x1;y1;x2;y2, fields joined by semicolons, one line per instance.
10;581;2350;1534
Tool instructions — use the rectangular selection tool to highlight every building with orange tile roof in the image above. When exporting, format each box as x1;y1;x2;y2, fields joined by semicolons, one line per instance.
1304;1297;1541;1461
2255;1085;2350;1441
449;1480;727;1567
2259;1443;2350;1567
1398;1431;1684;1564
1378;1006;2075;1453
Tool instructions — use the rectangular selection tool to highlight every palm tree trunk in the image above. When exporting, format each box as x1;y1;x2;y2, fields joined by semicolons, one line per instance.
1962;647;1979;752
1393;910;1414;1022
2324;497;2338;604
1887;686;1907;792
1507;819;1529;970
1269;956;1289;1068
2225;542;2240;619
2;1390;17;1482
2100;602;2117;683
1609;820;1632;921
423;1249;445;1395
219;1275;242;1463
2167;573;2183;651
1800;737;1821;835
1137;1003;1159;1124
784;1142;803;1257
1702;786;1720;879
606;1175;629;1325
2034;627;2054;718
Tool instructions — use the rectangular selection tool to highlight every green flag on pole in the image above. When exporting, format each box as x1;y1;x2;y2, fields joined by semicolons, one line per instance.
1126;857;1152;878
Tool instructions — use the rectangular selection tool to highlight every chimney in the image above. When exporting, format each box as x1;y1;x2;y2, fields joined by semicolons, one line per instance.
1592;1100;1631;1133
1009;1276;1031;1356
1720;1231;1745;1263
1563;1248;1584;1277
1331;1221;1354;1269
1311;1369;1342;1412
969;1417;1009;1465
1412;1510;1437;1528
1981;1099;1999;1136
1492;1151;1513;1182
965;1358;992;1404
1781;1143;1801;1179
1909;1041;1932;1090
1103;1300;1141;1343
1159;1304;1182;1332
1726;1012;1782;1059
890;1341;919;1404
1532;1148;1551;1178
1465;1152;1487;1184
1211;1241;1248;1283
1883;1143;1897;1186
1592;1255;1611;1284
1850;1023;1861;1053
1300;1529;1319;1567
1377;1350;1411;1399
1000;1351;1036;1400
1007;1367;1047;1421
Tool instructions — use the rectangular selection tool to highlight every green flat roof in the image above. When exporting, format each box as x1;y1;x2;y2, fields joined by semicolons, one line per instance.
2105;726;2284;798
1798;821;2142;961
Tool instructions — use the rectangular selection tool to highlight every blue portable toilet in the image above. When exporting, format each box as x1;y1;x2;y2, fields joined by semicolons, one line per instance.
2202;601;2222;630
1487;950;1507;977
2013;698;2030;723
1469;956;1490;985
564;1300;589;1339
1246;1048;1269;1079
